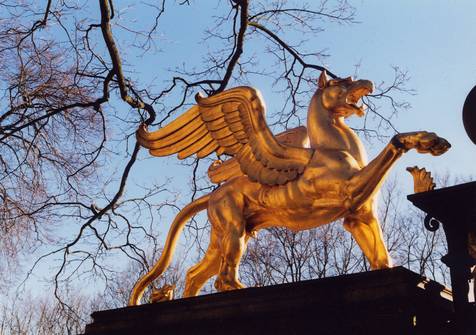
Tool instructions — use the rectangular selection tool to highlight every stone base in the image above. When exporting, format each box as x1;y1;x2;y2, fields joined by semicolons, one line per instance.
84;267;454;335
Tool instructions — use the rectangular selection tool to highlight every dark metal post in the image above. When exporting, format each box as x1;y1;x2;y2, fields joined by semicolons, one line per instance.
408;181;476;334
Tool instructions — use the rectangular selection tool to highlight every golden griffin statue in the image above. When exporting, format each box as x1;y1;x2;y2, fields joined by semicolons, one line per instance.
129;71;450;305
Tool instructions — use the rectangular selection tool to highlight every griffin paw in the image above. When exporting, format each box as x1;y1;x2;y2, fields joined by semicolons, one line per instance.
214;277;245;292
393;132;451;155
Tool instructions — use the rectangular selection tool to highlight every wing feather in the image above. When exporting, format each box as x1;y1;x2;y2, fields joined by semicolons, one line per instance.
224;114;242;124
216;134;239;147
224;142;242;155
216;147;226;156
144;123;206;149
205;118;227;131
178;133;215;159
201;108;224;122
234;132;248;143
228;121;244;133
197;141;219;159
208;126;310;184
210;127;234;140
137;87;313;185
148;125;208;155
139;106;200;141
208;158;242;184
224;109;241;120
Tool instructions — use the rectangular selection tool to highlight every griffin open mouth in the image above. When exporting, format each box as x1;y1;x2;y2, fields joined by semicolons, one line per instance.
346;82;373;116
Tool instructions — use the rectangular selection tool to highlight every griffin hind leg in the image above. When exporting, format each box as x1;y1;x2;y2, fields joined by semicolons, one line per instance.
208;193;248;292
183;231;221;297
214;232;247;292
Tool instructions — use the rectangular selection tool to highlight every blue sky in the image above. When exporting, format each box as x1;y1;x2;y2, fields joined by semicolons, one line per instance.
127;0;476;194
322;1;476;180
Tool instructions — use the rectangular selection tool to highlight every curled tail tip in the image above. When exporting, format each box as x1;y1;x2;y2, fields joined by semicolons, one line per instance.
127;194;210;306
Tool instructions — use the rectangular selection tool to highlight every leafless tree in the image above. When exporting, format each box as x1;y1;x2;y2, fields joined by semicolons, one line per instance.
0;1;416;332
1;291;89;335
0;246;186;334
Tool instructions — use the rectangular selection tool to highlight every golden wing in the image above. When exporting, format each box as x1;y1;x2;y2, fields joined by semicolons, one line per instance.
207;126;309;184
136;87;313;185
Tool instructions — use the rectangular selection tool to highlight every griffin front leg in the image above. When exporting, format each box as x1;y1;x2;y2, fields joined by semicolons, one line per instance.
347;131;450;210
346;142;403;209
344;206;392;269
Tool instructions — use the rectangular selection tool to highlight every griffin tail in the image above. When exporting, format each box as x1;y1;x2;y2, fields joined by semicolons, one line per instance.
128;193;210;306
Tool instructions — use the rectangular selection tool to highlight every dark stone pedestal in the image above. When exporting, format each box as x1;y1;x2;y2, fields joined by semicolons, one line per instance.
84;267;455;335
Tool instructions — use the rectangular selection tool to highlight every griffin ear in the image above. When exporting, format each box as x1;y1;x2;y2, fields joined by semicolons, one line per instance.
318;70;328;89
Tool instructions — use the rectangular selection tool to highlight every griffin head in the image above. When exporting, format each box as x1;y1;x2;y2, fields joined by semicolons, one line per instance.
318;70;374;118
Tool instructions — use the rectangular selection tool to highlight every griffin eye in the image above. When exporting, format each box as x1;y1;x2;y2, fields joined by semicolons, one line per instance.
326;87;343;99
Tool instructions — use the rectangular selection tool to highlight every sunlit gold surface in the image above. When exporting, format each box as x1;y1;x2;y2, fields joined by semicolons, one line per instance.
406;166;436;193
129;71;450;306
150;284;175;303
208;126;309;184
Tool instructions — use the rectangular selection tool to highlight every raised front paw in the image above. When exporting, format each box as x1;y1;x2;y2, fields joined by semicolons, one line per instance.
392;131;451;156
427;135;451;155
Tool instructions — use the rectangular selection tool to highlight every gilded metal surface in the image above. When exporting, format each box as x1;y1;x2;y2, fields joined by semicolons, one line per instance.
129;71;450;306
150;284;175;303
406;166;436;193
208;126;309;184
